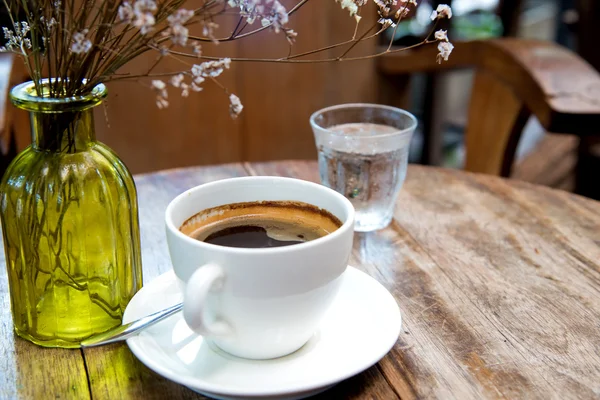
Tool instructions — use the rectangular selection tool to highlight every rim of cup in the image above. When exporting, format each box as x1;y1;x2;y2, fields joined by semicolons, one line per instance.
165;176;355;254
309;103;418;139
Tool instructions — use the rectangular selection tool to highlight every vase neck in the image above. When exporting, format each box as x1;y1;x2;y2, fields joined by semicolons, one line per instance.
31;109;96;153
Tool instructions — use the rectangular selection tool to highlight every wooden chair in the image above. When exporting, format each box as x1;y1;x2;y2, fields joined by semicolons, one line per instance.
414;0;524;167
378;38;600;196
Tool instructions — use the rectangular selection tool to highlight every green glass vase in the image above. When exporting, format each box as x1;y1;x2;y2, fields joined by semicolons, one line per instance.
0;80;143;348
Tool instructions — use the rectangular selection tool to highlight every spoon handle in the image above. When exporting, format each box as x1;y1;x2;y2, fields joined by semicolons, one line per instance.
80;302;183;348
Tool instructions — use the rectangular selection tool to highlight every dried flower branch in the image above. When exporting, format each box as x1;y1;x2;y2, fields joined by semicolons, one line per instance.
0;0;453;114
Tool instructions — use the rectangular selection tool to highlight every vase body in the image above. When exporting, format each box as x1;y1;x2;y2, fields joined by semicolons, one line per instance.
0;80;142;348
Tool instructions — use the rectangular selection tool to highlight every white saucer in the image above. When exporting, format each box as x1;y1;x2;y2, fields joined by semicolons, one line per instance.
124;266;402;400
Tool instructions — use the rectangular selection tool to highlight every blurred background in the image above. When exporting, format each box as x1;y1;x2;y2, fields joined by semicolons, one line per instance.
391;0;587;167
382;0;600;198
1;0;598;196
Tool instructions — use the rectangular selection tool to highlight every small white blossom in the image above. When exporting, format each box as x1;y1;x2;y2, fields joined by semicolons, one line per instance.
2;27;12;39
436;41;453;63
166;9;195;45
151;79;166;90
156;97;169;108
170;74;185;88
193;43;202;56
378;18;397;29
191;64;203;80
191;81;204;92
125;0;158;34
134;0;157;13
151;79;169;108
1;22;32;53
229;94;243;118
167;71;190;98
232;0;290;33
395;7;411;19
18;21;30;35
133;11;155;35
395;0;417;18
118;2;135;23
70;30;92;54
260;1;288;33
155;45;168;56
180;83;190;97
40;16;57;31
374;0;397;16
191;58;231;79
168;8;195;25
337;0;359;16
202;21;219;43
430;4;452;20
285;29;298;44
434;29;448;41
170;24;190;46
229;0;266;24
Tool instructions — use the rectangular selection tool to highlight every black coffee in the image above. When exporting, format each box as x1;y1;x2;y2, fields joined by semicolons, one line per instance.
179;201;342;249
203;223;308;248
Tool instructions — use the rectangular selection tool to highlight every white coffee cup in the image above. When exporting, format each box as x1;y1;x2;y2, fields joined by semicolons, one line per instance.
165;176;355;359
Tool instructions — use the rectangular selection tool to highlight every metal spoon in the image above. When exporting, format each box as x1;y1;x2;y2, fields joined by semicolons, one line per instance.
80;302;183;348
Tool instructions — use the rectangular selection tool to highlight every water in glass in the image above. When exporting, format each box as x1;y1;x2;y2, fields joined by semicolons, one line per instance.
317;123;409;232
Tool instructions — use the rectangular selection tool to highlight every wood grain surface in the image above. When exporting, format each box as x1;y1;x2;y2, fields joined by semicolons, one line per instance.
2;161;600;399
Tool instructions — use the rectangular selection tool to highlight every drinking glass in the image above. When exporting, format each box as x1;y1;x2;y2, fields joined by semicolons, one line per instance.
310;103;417;232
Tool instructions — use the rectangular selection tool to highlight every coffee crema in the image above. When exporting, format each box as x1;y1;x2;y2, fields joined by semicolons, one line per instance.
180;200;343;248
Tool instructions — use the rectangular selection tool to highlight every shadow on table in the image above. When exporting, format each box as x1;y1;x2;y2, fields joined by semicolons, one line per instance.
313;364;398;399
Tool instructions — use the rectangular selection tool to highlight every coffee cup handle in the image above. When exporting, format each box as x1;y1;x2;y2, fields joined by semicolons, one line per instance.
183;263;233;337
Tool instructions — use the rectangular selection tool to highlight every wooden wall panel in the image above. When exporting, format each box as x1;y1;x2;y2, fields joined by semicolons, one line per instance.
237;1;379;163
94;2;379;173
6;3;381;174
95;8;243;174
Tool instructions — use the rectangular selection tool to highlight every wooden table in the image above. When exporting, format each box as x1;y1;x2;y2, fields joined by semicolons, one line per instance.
2;161;600;399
